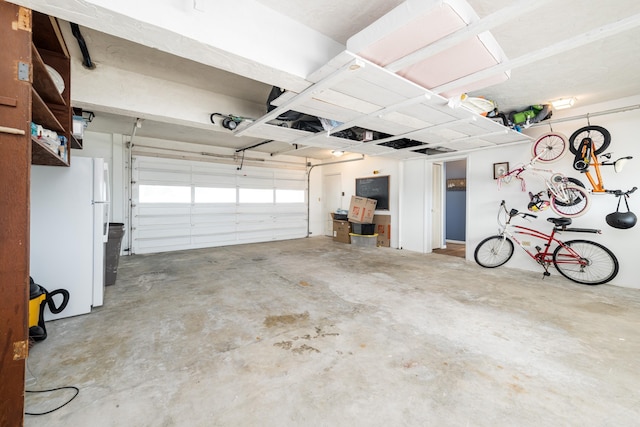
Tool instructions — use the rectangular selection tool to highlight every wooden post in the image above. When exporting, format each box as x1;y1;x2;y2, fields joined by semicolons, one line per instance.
0;2;32;425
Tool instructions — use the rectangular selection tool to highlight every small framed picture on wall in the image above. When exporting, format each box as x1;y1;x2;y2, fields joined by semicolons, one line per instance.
493;162;509;179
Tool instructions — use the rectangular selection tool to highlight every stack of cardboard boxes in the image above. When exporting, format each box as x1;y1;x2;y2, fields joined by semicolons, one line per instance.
347;196;378;247
332;196;391;247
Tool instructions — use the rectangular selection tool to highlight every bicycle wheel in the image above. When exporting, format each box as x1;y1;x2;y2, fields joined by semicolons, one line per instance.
549;184;591;217
568;125;611;155
474;236;514;268
553;240;619;285
531;132;568;162
567;177;585;188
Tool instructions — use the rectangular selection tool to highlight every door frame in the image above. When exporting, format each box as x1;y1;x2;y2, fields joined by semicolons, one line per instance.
430;155;468;255
431;162;444;249
322;172;342;236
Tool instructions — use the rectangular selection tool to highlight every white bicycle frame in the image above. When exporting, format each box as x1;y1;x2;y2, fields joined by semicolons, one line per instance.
499;151;575;205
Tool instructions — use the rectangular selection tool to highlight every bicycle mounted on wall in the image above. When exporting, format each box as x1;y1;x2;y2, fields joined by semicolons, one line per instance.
569;125;634;193
498;124;637;224
498;132;591;217
569;124;637;228
474;201;619;285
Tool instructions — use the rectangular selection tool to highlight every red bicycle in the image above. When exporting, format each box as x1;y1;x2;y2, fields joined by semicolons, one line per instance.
474;201;619;285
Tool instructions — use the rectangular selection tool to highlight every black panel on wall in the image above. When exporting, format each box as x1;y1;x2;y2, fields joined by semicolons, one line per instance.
356;175;389;210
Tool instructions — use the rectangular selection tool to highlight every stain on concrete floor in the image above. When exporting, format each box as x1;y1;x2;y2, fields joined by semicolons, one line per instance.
264;312;309;328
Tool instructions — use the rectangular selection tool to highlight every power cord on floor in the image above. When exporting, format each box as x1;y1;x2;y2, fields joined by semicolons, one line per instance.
25;386;80;416
25;342;80;415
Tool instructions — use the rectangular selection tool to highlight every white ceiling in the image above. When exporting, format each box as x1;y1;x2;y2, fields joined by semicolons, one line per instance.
30;0;640;159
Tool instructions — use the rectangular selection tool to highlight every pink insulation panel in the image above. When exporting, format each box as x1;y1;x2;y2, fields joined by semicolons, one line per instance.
347;0;509;96
354;6;466;67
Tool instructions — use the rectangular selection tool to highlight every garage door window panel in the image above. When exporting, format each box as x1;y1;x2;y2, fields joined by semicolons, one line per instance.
139;185;191;204
195;187;237;203
276;189;305;203
239;188;274;204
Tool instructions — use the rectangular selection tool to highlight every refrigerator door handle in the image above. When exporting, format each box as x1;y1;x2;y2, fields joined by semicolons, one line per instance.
101;163;110;242
104;163;111;207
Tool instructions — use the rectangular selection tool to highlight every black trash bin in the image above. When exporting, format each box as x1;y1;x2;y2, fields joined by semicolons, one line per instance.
105;223;125;286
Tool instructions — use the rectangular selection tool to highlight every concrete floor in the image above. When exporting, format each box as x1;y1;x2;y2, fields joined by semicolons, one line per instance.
25;237;640;426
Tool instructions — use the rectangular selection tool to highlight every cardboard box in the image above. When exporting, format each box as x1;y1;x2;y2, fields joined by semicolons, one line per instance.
373;215;391;247
332;220;351;244
347;196;377;224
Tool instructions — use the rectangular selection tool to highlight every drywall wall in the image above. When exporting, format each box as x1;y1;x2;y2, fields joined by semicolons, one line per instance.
467;95;640;288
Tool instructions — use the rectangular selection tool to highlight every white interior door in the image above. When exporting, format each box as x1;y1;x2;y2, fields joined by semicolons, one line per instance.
323;173;342;236
431;163;443;249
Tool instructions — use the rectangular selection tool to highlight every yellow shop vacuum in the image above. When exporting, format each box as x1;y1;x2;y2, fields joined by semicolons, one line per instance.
29;277;69;342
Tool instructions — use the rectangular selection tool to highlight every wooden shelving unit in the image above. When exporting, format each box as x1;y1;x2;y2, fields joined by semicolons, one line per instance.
30;11;72;166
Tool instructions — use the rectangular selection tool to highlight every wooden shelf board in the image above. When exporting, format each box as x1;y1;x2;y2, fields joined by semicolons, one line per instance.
31;136;68;166
31;88;64;133
31;43;65;106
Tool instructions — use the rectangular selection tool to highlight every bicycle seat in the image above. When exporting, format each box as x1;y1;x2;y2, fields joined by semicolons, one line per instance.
547;217;572;227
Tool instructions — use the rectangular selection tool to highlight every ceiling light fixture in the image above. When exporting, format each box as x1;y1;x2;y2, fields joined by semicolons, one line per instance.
551;98;576;110
331;150;344;157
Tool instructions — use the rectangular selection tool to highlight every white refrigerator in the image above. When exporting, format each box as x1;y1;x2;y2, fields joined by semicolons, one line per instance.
30;157;110;320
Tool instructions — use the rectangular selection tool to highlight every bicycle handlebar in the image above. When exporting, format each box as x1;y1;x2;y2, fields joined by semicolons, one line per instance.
606;186;637;197
500;200;537;219
512;210;537;219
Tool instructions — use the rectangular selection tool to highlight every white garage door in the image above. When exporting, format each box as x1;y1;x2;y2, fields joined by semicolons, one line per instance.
131;156;308;254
